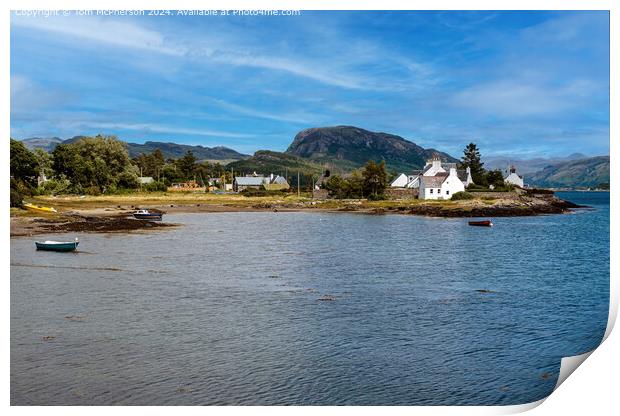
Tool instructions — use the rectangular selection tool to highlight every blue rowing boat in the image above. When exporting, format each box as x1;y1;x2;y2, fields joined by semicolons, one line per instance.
132;209;163;221
35;239;79;252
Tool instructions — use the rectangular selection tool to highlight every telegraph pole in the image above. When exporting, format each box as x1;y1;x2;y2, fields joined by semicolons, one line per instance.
297;171;300;197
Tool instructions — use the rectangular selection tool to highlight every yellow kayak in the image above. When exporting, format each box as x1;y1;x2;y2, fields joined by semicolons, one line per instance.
23;202;57;214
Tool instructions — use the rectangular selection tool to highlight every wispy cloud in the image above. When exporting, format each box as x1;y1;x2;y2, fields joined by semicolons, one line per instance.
79;122;255;139
207;98;320;124
11;14;184;56
450;78;602;118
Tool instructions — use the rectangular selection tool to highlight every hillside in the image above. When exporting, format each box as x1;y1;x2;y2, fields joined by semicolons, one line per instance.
122;141;248;162
286;126;457;172
21;137;63;152
484;153;588;175
227;150;324;178
528;156;609;188
19;137;248;162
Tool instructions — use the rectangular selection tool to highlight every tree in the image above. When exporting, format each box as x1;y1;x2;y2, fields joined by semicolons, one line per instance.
51;135;135;193
485;169;505;188
10;139;39;187
177;151;197;180
460;143;485;185
362;160;388;198
33;148;53;179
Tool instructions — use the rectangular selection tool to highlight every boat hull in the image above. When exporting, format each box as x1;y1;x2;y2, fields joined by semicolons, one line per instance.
24;203;57;214
35;241;79;252
468;220;493;227
132;213;163;221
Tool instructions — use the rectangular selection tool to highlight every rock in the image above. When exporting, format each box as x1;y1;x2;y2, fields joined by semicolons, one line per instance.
317;295;337;301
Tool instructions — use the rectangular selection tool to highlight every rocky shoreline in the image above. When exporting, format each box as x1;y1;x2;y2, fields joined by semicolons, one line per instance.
10;194;587;237
401;196;585;217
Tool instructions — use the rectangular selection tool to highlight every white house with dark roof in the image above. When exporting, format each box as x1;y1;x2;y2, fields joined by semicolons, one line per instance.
504;166;524;188
419;167;465;199
390;155;474;193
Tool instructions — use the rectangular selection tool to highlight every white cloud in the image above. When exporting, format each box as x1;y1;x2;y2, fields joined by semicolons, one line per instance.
82;122;255;138
450;79;602;117
11;14;185;56
208;98;319;124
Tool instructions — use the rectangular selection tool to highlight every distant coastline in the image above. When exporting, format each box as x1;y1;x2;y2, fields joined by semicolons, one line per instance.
10;191;586;237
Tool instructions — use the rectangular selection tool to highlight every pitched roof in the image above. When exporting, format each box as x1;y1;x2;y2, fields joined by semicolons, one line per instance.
456;170;469;182
271;175;288;184
421;174;448;187
235;176;266;186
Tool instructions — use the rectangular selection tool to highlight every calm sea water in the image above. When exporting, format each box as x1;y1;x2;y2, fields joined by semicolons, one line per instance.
10;191;609;405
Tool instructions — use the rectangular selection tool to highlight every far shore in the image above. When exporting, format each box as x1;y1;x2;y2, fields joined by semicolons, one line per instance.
10;191;585;237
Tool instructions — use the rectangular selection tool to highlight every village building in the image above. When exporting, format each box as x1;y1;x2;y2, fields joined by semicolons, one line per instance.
504;166;524;188
390;155;474;197
138;176;154;185
418;167;465;200
233;173;290;192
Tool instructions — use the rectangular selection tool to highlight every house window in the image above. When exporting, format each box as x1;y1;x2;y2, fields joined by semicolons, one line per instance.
430;189;433;194
446;190;450;195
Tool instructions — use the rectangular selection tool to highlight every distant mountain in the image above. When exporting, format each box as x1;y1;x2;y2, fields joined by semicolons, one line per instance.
20;137;63;152
122;141;248;162
484;153;588;175
528;156;610;188
285;126;457;172
19;136;248;162
227;150;324;177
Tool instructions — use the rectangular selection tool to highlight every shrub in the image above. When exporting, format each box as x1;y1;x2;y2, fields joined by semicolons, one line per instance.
85;185;101;196
145;181;168;192
367;193;387;201
451;191;474;200
10;188;23;207
40;177;72;195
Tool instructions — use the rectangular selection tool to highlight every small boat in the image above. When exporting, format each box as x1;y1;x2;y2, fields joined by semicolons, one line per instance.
23;202;57;214
132;209;163;221
35;238;79;252
468;220;493;227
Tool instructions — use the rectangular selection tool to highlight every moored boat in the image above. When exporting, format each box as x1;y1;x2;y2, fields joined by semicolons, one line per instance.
132;209;163;221
23;202;57;214
35;238;79;252
468;220;493;227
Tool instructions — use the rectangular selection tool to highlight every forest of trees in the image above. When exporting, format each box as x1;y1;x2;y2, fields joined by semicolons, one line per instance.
323;160;389;200
9;135;235;206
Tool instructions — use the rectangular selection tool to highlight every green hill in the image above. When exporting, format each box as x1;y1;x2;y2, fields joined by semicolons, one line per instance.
528;156;610;188
20;137;248;162
285;125;457;172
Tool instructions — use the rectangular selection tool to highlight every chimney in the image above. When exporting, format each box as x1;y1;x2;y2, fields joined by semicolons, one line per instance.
466;166;471;174
432;154;442;170
449;167;457;176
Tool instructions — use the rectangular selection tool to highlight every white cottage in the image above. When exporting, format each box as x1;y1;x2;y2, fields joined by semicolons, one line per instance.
504;166;524;188
419;168;465;199
390;173;409;188
390;155;474;191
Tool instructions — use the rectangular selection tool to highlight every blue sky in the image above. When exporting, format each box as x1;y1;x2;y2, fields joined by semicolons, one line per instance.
10;10;609;158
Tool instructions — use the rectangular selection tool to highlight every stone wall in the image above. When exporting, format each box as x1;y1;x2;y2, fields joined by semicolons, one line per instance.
384;188;419;199
312;189;329;200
